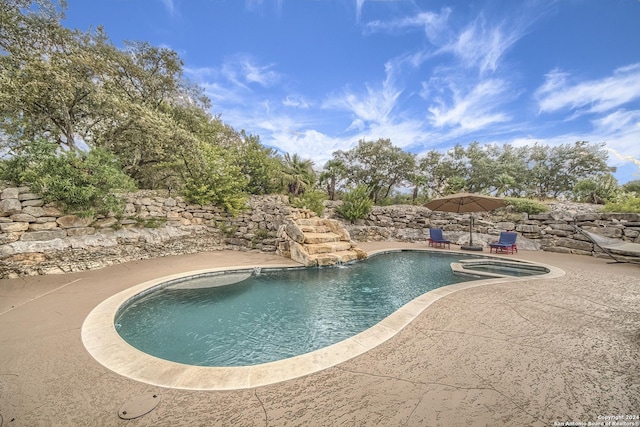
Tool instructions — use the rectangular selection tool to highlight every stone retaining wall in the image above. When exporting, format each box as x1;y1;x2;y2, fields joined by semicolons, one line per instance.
335;202;640;257
2;186;639;278
0;187;291;278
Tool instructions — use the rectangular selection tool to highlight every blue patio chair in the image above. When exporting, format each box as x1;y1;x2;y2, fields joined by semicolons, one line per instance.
428;228;451;249
489;231;518;254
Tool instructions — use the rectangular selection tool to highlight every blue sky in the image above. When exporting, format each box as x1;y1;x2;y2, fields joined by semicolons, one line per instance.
64;0;640;184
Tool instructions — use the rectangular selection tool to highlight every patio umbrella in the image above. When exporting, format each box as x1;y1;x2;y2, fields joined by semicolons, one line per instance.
425;192;506;250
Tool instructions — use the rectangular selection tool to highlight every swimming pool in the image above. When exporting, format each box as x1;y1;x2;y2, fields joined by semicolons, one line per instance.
115;251;476;367
82;248;563;390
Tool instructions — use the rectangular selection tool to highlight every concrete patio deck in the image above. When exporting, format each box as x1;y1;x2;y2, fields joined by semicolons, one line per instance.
1;242;639;426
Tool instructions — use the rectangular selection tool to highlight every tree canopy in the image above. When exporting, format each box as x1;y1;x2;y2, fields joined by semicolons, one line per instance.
0;0;285;212
411;141;611;200
0;0;630;214
332;138;415;203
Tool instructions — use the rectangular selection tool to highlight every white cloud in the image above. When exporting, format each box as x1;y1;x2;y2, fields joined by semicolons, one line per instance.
536;63;640;116
427;79;512;130
367;9;528;75
366;9;451;42
346;119;365;132
322;61;403;129
180;4;637;182
592;110;640;174
185;55;280;91
220;54;281;89
245;0;283;13
323;83;401;126
356;0;364;21
282;96;310;109
438;16;524;74
160;0;176;15
199;82;246;105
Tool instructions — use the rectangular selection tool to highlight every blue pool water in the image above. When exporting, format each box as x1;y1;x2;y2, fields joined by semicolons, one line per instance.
115;251;477;367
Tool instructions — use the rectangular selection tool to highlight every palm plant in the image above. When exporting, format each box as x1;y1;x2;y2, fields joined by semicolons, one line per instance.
319;159;346;200
281;153;315;197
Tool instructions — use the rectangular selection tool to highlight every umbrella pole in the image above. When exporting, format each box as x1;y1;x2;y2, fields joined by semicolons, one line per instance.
461;214;482;251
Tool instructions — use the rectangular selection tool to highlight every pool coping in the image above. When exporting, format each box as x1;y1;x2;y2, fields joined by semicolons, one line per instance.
81;249;565;391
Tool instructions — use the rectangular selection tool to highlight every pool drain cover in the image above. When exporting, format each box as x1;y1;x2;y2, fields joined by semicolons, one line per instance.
118;393;160;420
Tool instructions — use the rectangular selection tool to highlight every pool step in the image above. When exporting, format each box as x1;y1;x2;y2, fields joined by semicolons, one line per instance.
276;208;367;267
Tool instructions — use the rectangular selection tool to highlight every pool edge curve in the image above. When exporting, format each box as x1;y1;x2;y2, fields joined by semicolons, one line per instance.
81;249;565;391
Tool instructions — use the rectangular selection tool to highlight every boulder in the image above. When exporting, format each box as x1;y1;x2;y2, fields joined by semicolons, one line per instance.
68;234;117;249
284;220;305;243
1;188;19;200
23;206;46;217
555;238;593;251
66;227;96;237
603;213;640;222
0;222;29;232
624;229;640;239
92;217;118;228
28;222;59;231
21;199;44;207
322;219;351;241
35;216;57;223
582;226;623;239
0;199;22;216
575;213;600;222
10;214;36;223
0;232;21;245
1;238;70;257
56;215;93;229
515;224;541;234
20;230;67;241
43;206;63;216
18;193;41;201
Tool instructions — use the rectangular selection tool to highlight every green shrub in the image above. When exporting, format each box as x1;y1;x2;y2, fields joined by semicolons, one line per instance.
0;139;135;216
336;185;373;223
253;228;269;239
572;174;619;204
622;180;640;194
181;142;248;214
183;180;247;214
291;190;327;217
135;217;167;229
217;222;238;237
504;197;548;215
603;192;640;213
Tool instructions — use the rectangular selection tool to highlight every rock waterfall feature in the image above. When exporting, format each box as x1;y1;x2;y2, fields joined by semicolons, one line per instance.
276;209;367;267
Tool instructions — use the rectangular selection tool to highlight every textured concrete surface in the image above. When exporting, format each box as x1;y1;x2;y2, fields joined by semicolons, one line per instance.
1;244;639;426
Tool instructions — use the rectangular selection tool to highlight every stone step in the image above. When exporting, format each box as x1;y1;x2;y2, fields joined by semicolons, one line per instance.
299;225;331;233
305;241;352;255
296;218;325;227
303;232;341;244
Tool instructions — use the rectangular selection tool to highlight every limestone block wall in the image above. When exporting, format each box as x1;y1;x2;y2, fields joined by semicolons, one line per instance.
327;201;640;257
0;186;291;278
